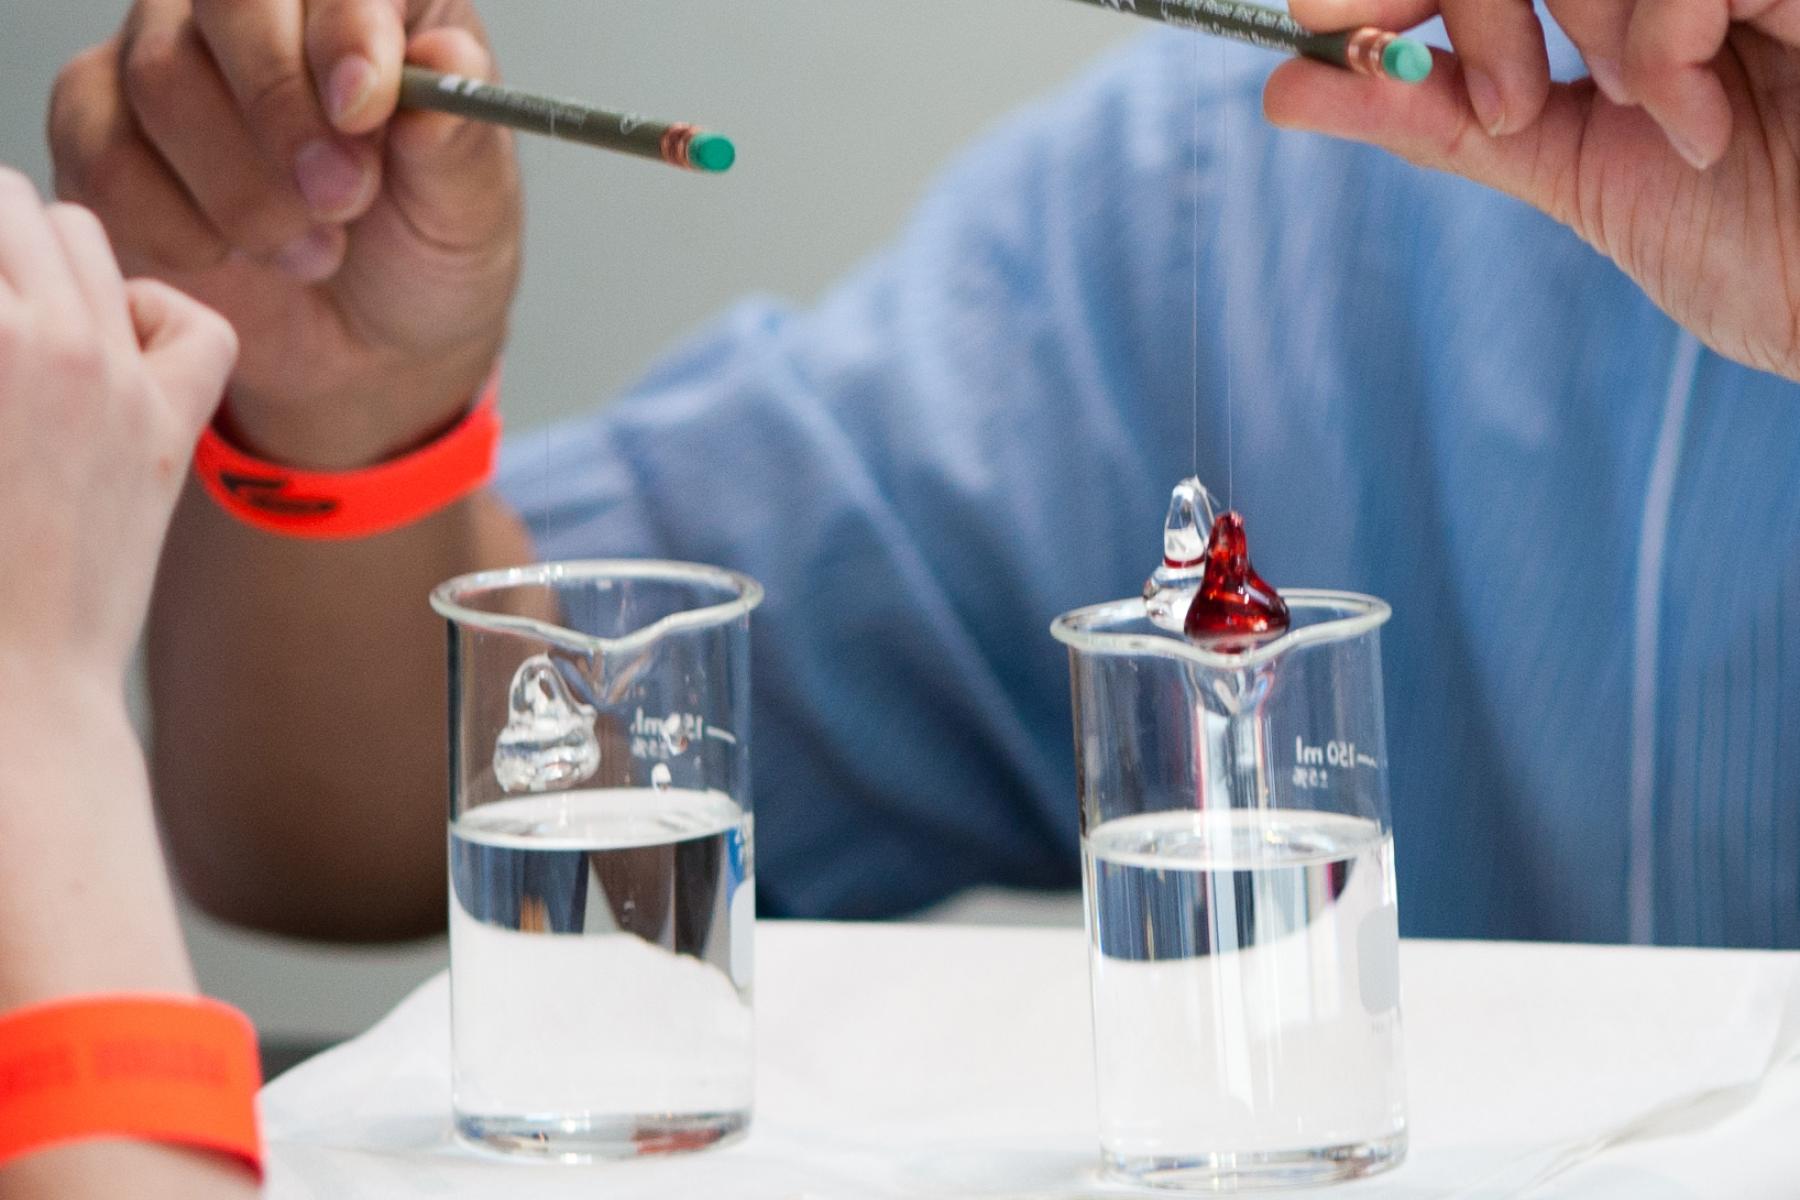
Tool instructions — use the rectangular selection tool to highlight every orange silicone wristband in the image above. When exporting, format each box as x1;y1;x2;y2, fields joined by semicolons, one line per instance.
193;373;502;540
0;995;262;1178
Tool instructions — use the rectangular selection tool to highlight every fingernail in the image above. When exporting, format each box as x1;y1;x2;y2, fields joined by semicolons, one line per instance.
326;55;379;126
275;227;344;283
1464;68;1506;136
1588;57;1628;105
1666;128;1713;171
294;139;371;219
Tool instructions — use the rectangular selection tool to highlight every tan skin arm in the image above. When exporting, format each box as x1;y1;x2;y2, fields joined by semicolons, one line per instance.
147;484;531;941
50;1;529;938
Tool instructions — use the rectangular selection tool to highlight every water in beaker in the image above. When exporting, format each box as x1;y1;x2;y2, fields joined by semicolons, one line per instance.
432;560;762;1160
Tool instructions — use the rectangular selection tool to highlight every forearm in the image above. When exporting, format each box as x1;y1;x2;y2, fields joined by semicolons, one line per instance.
0;676;192;1008
146;480;533;941
0;683;252;1200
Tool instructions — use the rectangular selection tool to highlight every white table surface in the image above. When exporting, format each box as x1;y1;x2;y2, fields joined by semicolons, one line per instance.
261;922;1800;1199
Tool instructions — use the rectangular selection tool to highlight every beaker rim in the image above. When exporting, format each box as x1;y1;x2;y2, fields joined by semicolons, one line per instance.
1049;588;1390;668
430;558;764;656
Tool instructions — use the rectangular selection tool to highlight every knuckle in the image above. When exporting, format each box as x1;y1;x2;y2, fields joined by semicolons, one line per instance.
46;45;108;156
103;200;229;278
163;285;238;353
73;151;133;223
46;333;108;389
0;165;34;201
1620;38;1676;87
0;170;40;224
122;23;196;109
47;200;107;242
198;306;239;359
62;148;231;274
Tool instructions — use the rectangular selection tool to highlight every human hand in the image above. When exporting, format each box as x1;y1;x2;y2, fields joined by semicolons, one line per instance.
48;0;522;470
0;172;236;690
1264;0;1800;381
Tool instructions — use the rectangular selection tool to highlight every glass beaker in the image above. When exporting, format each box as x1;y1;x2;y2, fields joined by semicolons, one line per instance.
431;560;763;1160
1051;590;1406;1190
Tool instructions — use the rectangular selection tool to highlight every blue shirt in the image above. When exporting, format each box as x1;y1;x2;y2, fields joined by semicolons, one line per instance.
498;32;1800;948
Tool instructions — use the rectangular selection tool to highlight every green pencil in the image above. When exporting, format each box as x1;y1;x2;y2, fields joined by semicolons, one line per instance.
1061;0;1433;83
398;66;736;173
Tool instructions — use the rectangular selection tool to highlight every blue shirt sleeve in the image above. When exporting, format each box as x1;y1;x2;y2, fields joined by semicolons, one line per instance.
496;33;1228;918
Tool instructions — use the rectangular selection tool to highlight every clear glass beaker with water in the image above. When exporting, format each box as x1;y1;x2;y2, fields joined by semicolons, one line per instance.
1051;589;1407;1190
431;560;762;1159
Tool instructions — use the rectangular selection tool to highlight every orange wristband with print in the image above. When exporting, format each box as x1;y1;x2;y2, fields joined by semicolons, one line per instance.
194;372;502;540
0;995;262;1177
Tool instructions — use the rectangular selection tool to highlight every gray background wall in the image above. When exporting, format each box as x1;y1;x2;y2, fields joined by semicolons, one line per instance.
0;0;1114;1043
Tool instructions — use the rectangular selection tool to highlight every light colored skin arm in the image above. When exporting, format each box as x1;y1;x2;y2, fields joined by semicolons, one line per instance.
48;0;531;940
0;173;253;1200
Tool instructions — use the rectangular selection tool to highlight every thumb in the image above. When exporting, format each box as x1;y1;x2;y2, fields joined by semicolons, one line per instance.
127;279;238;443
1262;51;1591;230
1287;0;1436;35
382;27;518;249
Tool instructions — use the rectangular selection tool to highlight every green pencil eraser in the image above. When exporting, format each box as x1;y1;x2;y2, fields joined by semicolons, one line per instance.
1382;39;1432;84
691;133;736;173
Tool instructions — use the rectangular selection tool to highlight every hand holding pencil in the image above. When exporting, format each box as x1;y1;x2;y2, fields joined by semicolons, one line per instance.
50;0;525;470
1264;0;1800;384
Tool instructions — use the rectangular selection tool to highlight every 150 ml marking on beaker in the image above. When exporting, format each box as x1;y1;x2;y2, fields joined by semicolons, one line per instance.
1292;738;1380;790
625;708;740;758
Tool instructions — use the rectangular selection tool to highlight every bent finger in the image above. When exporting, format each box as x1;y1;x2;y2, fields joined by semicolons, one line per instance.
1439;0;1553;136
0;169;83;318
127;278;238;440
46;204;135;352
1621;0;1732;168
1543;0;1634;102
190;0;378;221
49;40;230;278
122;9;344;279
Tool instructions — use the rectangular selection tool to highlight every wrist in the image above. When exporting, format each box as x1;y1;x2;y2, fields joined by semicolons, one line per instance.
224;341;503;471
0;679;193;1010
196;368;501;540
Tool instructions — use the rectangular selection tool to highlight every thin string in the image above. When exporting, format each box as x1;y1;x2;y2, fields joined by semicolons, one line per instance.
1220;37;1233;510
1190;32;1200;479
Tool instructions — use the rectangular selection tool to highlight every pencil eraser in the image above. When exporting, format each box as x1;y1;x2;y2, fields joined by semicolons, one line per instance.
690;134;736;173
1382;39;1432;84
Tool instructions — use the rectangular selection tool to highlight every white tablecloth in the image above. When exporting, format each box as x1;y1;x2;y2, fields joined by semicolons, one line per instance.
261;922;1800;1198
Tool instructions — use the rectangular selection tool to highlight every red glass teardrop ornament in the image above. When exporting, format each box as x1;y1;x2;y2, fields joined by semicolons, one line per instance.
1182;511;1290;646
